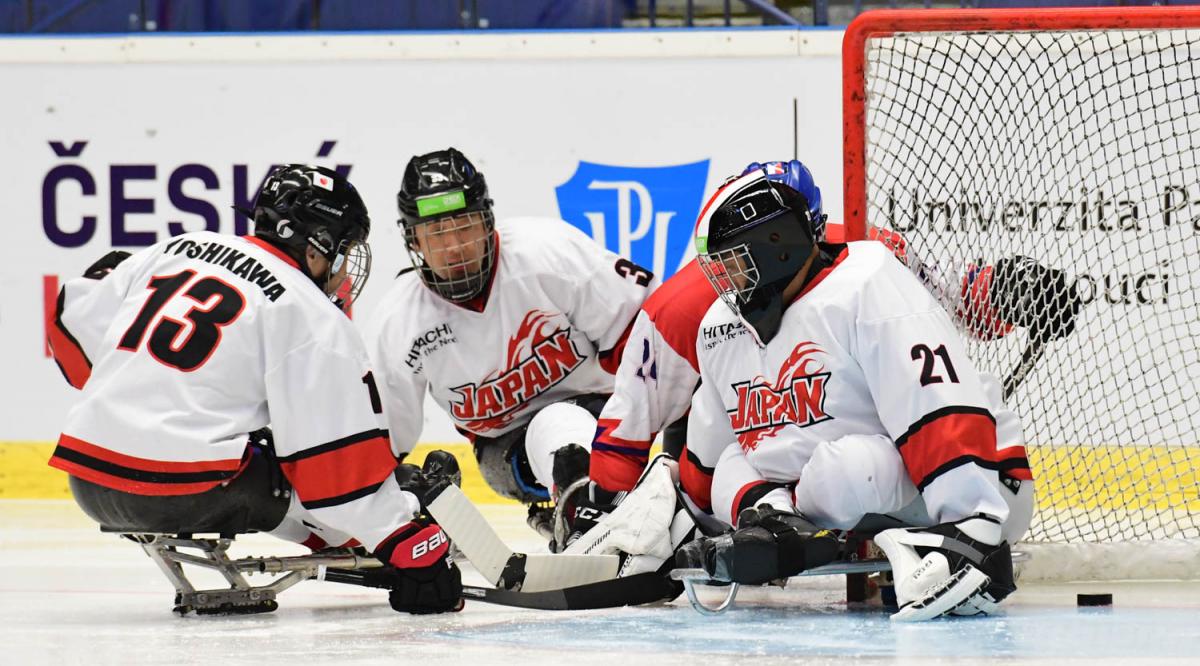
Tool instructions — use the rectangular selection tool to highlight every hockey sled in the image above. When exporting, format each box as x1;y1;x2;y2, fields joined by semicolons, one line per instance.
120;532;384;616
670;559;892;615
669;539;1029;615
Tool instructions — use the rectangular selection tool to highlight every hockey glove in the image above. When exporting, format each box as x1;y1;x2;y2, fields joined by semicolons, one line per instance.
554;480;623;553
991;256;1082;341
394;449;462;510
676;505;840;585
549;444;625;552
374;518;463;615
83;250;131;280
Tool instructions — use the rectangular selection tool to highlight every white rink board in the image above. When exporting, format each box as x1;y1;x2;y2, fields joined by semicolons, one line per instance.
0;28;845;442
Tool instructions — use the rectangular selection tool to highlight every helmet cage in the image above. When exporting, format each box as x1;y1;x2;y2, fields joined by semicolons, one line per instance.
403;209;497;303
697;242;761;316
333;236;372;306
695;170;818;344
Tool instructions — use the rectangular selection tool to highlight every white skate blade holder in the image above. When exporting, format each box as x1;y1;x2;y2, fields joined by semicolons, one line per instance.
875;527;992;622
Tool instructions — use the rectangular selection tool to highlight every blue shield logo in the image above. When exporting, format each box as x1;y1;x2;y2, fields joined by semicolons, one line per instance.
555;160;710;281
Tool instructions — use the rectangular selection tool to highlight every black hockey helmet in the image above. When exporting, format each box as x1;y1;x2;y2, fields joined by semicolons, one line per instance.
396;147;497;303
694;169;819;345
251;164;372;305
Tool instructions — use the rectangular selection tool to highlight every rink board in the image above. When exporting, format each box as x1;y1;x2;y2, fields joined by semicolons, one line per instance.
4;440;1198;513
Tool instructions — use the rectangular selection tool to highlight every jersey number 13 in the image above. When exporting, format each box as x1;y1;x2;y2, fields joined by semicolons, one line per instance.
118;270;246;372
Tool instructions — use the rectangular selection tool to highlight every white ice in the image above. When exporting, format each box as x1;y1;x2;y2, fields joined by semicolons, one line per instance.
3;500;1199;665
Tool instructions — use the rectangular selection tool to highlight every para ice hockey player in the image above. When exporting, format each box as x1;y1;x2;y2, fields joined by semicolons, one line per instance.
571;162;829;547
368;148;653;525
573;159;1075;552
678;167;1042;621
47;165;463;615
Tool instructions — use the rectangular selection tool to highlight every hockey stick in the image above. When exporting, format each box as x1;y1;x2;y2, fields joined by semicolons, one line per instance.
462;571;681;610
424;482;620;592
999;259;1085;401
321;566;680;611
1002;329;1049;401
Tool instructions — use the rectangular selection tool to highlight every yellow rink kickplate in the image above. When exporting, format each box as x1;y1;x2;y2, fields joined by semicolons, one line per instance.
3;441;1198;512
0;441;514;504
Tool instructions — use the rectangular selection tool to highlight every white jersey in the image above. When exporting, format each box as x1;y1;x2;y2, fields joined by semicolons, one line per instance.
49;231;418;552
590;232;942;505
369;217;652;455
590;259;714;495
690;242;1032;522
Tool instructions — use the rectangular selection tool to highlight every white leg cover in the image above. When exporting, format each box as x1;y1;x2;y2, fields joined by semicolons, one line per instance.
524;401;597;490
793;434;919;530
564;455;691;576
267;495;355;548
710;443;794;526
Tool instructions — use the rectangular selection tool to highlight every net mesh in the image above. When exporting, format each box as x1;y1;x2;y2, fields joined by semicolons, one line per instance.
859;26;1200;544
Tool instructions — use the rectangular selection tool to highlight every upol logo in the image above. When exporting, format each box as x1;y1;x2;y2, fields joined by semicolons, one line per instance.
556;160;709;282
583;180;675;279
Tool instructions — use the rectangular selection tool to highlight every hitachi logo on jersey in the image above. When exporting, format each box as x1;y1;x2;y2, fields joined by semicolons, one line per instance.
449;328;584;427
406;323;455;369
727;341;833;451
162;238;286;301
703;322;744;340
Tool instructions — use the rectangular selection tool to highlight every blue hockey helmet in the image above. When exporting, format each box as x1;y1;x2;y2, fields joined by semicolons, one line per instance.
741;160;827;241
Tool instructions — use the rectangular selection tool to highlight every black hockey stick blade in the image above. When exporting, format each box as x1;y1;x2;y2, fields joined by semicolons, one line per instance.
321;567;681;611
1003;330;1050;400
462;571;683;611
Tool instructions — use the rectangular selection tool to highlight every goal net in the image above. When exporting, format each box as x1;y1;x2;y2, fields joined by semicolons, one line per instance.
843;7;1200;579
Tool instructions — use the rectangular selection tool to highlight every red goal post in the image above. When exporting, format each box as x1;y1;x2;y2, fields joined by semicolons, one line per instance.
841;7;1200;581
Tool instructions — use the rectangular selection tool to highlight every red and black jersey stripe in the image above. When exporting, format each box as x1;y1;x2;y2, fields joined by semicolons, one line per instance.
597;318;636;375
894;406;1032;491
47;288;92;390
729;479;793;527
278;428;397;510
590;418;653;491
679;445;715;513
729;480;768;527
49;434;245;495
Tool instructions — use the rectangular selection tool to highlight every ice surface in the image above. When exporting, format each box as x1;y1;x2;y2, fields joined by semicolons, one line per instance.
3;500;1198;665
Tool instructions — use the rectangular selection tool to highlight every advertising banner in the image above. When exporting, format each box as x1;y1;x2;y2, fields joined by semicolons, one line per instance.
1;29;845;442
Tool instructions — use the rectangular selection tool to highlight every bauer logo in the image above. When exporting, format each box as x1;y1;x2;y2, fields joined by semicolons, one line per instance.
555;160;709;281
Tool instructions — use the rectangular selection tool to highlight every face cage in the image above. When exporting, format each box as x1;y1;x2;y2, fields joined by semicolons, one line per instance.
328;239;372;307
697;243;760;318
405;210;496;303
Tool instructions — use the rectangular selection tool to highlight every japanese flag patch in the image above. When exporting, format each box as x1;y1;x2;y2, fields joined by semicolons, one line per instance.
312;172;334;190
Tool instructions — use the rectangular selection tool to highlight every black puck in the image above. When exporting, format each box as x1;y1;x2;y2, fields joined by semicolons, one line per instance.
1077;593;1113;607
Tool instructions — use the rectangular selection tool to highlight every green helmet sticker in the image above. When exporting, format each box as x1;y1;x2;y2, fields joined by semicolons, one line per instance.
416;191;467;218
695;235;708;255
